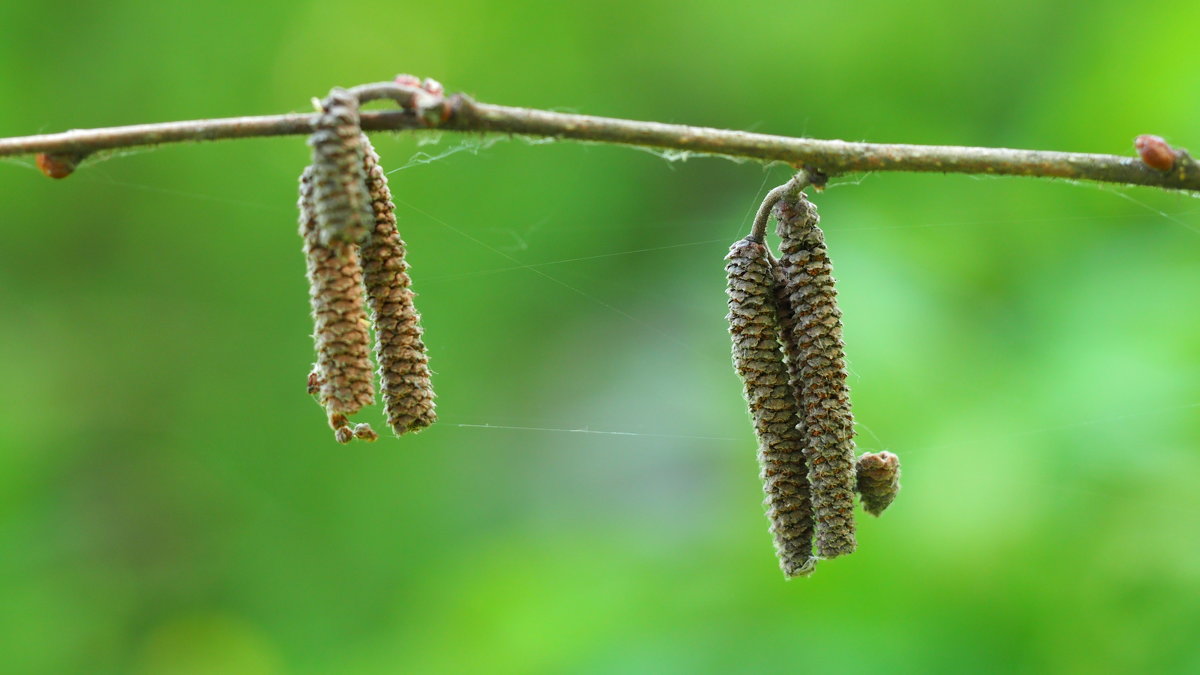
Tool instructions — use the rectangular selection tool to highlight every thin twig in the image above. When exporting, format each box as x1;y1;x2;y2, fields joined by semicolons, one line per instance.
749;172;811;242
1;87;1196;192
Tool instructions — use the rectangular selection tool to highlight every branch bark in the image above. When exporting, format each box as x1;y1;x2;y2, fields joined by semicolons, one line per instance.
1;85;1196;192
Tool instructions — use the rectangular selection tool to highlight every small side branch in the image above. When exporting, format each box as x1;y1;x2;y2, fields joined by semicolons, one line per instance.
1;86;1196;192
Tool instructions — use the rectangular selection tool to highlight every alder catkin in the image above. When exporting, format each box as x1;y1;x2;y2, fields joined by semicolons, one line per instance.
309;88;375;244
726;237;817;577
358;135;437;435
856;451;900;516
299;165;375;430
774;194;858;559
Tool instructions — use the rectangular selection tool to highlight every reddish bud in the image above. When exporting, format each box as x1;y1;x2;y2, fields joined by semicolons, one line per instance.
1135;134;1176;171
334;426;354;444
421;78;444;97
394;74;422;88
36;152;81;179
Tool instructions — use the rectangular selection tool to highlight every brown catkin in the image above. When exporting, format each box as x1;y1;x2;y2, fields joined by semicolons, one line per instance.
359;135;437;435
768;255;816;546
299;166;375;429
726;237;818;577
309;88;375;244
856;451;900;516
774;194;858;559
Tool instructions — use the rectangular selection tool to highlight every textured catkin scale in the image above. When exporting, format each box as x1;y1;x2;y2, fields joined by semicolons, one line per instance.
856;451;901;516
726;237;818;577
299;166;376;435
359;135;437;435
309;88;375;244
773;195;858;559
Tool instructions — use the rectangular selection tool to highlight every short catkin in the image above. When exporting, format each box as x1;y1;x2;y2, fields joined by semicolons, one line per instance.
726;237;818;577
299;165;376;434
774;194;858;559
358;135;437;434
856;451;901;516
309;88;375;244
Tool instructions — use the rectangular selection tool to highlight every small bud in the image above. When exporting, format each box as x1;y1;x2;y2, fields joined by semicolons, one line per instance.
36;152;82;179
421;78;444;97
394;73;422;88
856;451;901;516
1135;134;1176;171
353;423;379;442
334;426;354;444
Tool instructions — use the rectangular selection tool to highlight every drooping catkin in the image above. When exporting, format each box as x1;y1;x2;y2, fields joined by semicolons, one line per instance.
774;194;858;559
299;165;376;434
309;88;375;244
359;135;437;435
768;255;816;549
856;451;900;516
726;237;818;577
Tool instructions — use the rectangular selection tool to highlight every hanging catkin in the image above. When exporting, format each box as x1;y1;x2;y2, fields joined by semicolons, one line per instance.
299;165;376;436
309;88;375;244
726;237;818;577
856;451;900;516
774;194;858;559
768;255;816;554
358;135;437;434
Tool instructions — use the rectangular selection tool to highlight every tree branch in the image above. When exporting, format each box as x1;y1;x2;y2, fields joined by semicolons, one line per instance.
2;84;1196;192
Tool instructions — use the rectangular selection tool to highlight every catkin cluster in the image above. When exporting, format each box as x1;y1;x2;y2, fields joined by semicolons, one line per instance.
729;184;902;576
299;85;437;442
726;238;816;577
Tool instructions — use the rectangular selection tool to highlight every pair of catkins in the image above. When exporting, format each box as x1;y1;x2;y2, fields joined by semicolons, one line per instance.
726;183;900;577
299;87;436;443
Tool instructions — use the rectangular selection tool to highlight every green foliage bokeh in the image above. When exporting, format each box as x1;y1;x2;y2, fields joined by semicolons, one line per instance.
1;1;1199;673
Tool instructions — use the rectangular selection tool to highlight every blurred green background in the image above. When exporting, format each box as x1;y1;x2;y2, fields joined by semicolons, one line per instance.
2;1;1199;673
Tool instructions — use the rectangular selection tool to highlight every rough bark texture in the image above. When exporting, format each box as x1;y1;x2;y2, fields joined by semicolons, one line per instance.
359;136;437;435
726;237;817;577
774;195;858;559
299;166;375;428
308;88;375;244
856;451;901;516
